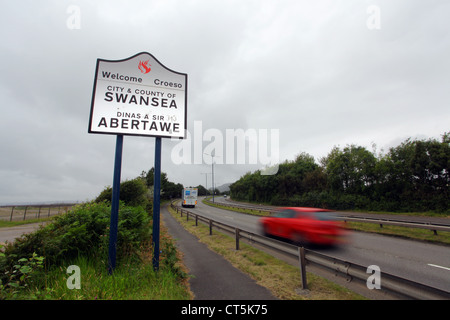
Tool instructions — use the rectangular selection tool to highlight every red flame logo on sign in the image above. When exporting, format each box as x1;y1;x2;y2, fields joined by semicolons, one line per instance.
138;60;151;74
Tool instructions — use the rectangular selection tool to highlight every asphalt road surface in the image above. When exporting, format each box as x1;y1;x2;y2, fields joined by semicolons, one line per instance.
0;223;45;245
190;198;450;293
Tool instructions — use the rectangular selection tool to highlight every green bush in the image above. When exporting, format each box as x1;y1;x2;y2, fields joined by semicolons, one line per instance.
1;201;151;272
96;178;151;210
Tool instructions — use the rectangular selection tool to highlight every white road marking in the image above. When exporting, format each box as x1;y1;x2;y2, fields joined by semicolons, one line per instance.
427;264;450;271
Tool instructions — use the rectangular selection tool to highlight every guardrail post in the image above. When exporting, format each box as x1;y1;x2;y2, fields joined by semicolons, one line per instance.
186;211;189;221
195;215;198;226
235;228;240;250
298;247;308;290
209;220;213;235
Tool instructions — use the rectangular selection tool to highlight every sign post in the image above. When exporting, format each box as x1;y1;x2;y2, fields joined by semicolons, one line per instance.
88;52;187;273
152;137;162;270
108;134;123;274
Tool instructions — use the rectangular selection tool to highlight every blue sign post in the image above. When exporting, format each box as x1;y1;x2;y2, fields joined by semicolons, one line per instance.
108;134;123;274
88;52;187;274
152;137;162;270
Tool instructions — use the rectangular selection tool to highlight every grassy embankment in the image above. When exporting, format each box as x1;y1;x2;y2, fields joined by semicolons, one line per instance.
0;202;192;300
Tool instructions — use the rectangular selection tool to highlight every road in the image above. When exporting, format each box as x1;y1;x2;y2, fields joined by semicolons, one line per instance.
214;196;450;227
0;222;45;245
187;198;450;294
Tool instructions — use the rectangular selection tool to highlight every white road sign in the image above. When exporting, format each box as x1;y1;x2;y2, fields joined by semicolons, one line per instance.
88;52;187;139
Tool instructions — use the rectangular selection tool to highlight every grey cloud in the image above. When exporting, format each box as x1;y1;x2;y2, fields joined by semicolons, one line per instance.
0;0;449;204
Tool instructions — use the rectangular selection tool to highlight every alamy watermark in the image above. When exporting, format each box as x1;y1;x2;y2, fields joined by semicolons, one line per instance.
65;5;381;31
171;121;280;175
366;5;381;30
366;265;381;290
66;265;81;289
66;5;81;30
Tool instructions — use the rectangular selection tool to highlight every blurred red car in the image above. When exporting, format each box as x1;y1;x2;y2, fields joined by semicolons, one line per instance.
260;207;348;246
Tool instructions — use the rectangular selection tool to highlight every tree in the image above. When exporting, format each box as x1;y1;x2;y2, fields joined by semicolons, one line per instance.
95;177;150;209
382;136;450;210
302;167;327;193
142;167;185;200
230;152;319;203
230;132;449;213
162;181;183;199
197;185;209;196
143;168;170;188
323;145;376;195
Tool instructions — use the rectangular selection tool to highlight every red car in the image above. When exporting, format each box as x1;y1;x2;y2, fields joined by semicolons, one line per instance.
260;207;348;246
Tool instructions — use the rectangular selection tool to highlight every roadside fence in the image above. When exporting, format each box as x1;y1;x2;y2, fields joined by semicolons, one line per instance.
0;203;78;222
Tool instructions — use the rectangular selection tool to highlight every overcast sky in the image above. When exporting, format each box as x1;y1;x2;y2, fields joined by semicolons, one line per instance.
1;0;449;204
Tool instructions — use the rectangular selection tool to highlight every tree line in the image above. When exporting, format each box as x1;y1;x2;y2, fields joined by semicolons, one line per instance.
230;133;449;214
95;168;213;207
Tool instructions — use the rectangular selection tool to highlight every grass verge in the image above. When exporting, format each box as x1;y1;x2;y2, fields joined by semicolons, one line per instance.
167;204;365;300
23;254;189;300
344;221;450;245
0;218;54;228
205;200;271;216
1;235;192;300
